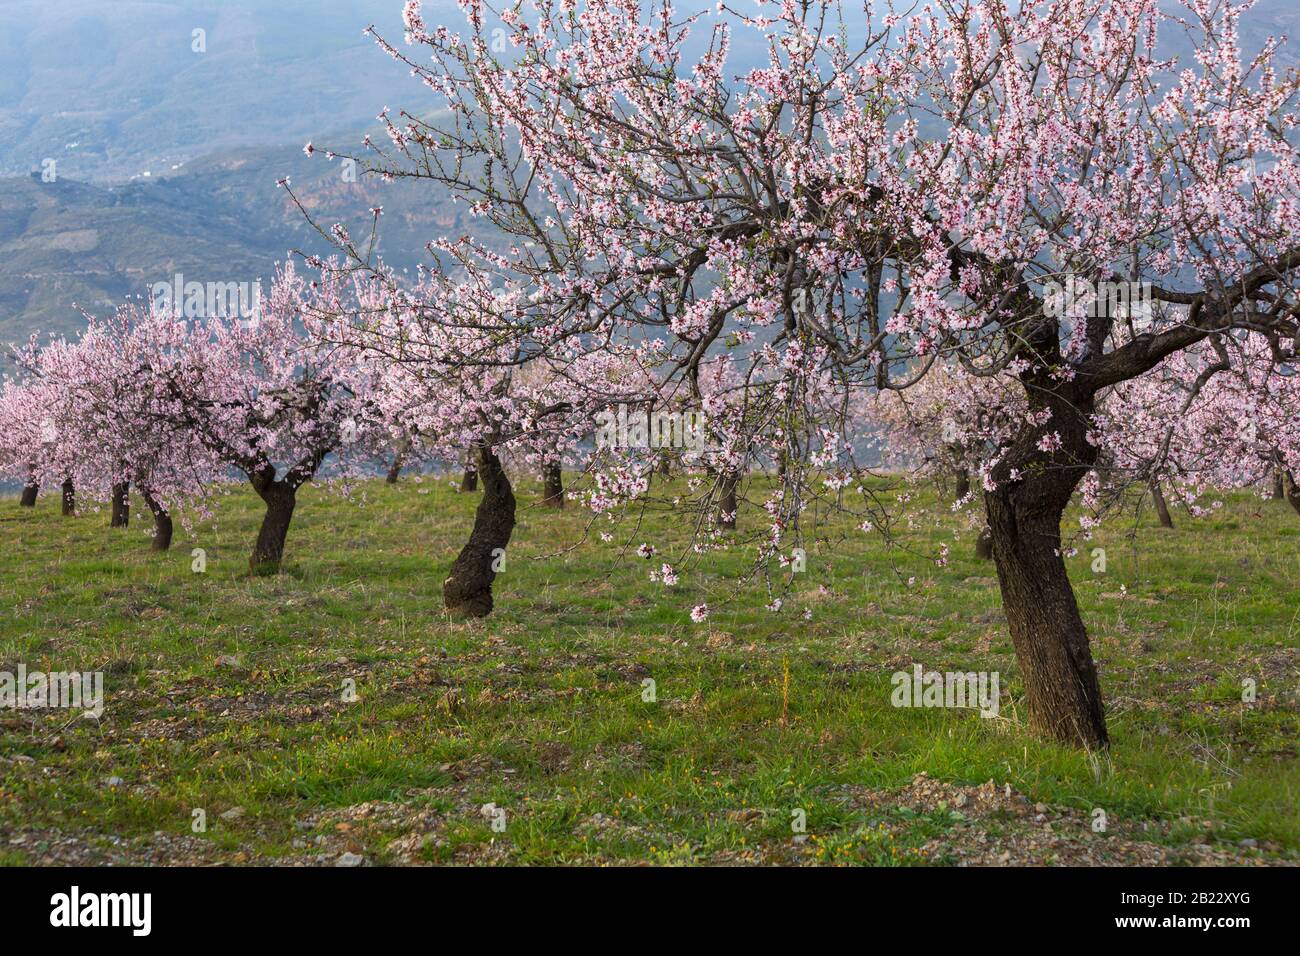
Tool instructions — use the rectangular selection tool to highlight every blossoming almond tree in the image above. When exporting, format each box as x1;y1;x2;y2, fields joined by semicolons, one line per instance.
307;269;643;615
113;265;387;572
1101;335;1300;522
307;0;1298;748
0;375;61;509
13;320;224;548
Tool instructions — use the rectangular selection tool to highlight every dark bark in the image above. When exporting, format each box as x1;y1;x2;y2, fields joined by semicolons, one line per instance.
954;469;971;501
61;478;75;516
140;487;173;552
1284;470;1300;517
718;472;739;530
110;482;130;527
541;462;564;508
443;446;516;618
385;456;404;484
249;480;296;573
19;465;38;507
1272;467;1286;502
985;390;1108;750
1149;478;1174;528
975;527;993;560
461;466;478;493
385;437;410;484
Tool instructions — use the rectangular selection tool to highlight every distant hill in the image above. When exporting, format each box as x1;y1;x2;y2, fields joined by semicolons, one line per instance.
0;137;473;345
0;0;453;182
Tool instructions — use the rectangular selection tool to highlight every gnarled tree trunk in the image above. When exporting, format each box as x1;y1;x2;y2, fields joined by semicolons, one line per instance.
541;462;564;508
443;446;516;617
140;487;173;551
985;390;1108;750
1149;478;1174;528
250;479;296;573
61;478;75;516
110;481;130;527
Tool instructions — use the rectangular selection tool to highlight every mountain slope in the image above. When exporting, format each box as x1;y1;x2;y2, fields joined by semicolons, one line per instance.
0;138;470;344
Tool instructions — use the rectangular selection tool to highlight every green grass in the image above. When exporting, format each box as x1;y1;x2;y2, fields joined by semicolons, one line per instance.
0;475;1295;866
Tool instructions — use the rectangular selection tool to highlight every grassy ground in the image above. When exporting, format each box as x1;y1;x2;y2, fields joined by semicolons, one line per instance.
0;474;1295;866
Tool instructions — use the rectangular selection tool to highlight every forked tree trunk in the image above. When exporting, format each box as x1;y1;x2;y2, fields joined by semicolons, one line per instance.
985;391;1108;750
140;487;173;552
718;472;739;530
110;481;130;527
542;462;564;508
443;446;516;617
19;468;38;508
61;478;75;516
975;527;993;560
954;469;971;501
1149;478;1174;528
250;480;296;573
461;465;478;493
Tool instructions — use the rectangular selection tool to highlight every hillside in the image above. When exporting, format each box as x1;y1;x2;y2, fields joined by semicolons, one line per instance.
0;139;470;344
0;0;447;182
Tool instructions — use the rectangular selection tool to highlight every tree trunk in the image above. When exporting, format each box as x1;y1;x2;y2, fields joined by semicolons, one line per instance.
110;481;130;527
61;478;75;516
718;472;739;530
461;465;478;493
1284;470;1300;517
385;438;409;484
19;468;38;508
250;481;296;573
140;487;173;551
541;462;564;508
984;390;1109;749
1272;467;1286;502
443;446;516;617
1149;478;1174;528
386;455;404;484
954;469;971;501
987;492;1108;748
974;527;993;560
